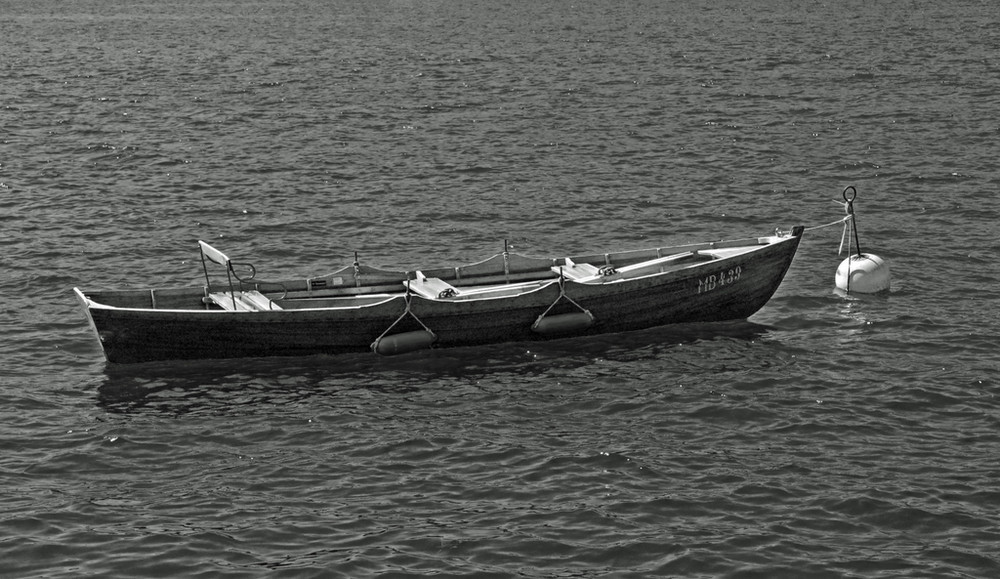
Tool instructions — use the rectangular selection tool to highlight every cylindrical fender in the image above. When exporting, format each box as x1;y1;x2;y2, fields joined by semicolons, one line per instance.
531;311;595;335
372;330;436;355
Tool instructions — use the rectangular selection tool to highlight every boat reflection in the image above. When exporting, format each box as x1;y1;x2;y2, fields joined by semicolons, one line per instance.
96;320;773;416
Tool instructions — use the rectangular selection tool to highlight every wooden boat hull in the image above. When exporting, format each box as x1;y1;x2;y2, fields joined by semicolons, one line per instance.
75;228;803;364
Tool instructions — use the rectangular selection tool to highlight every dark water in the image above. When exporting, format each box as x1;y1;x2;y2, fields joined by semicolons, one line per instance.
3;0;1000;576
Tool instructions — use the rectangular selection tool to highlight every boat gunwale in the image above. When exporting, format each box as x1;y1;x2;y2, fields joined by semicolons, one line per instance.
74;234;792;313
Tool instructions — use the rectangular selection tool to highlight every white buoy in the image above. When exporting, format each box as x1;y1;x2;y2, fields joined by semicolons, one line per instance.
835;254;891;293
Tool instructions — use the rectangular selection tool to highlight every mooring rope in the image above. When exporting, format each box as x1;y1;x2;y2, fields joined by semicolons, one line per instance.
804;214;851;232
804;214;854;256
802;186;864;258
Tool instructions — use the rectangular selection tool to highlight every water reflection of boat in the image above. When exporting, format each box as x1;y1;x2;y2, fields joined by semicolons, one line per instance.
95;319;776;416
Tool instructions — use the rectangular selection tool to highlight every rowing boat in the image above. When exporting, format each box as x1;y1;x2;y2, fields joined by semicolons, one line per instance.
74;226;803;364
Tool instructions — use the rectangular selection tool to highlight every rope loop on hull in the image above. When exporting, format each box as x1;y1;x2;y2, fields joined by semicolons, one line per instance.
371;284;437;354
532;272;595;335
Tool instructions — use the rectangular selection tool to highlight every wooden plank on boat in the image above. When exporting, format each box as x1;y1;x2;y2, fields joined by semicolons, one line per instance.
242;290;282;310
559;251;710;284
554;258;601;281
408;274;461;299
207;291;285;311
207;292;252;311
612;251;704;275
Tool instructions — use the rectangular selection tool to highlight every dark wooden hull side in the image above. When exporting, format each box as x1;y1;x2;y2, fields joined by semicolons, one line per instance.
423;229;801;347
80;232;801;363
84;303;393;363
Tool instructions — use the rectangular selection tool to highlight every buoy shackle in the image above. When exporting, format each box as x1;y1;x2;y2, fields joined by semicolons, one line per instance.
842;186;862;257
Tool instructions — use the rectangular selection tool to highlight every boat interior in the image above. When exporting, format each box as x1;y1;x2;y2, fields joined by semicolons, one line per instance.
79;235;781;312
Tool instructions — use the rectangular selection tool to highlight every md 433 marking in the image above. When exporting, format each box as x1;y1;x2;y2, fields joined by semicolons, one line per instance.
697;266;742;294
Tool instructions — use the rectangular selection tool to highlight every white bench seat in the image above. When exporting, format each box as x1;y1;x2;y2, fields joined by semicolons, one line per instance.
407;272;461;299
206;290;282;311
552;258;602;281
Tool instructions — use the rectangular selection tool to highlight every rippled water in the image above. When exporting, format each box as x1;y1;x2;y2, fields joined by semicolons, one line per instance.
3;0;1000;576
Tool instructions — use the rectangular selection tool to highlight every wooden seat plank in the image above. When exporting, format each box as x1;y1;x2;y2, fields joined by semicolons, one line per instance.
242;290;282;310
552;258;602;281
407;273;461;299
206;291;282;311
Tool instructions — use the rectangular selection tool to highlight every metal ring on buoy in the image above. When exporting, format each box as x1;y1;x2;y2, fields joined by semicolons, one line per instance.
841;185;862;256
